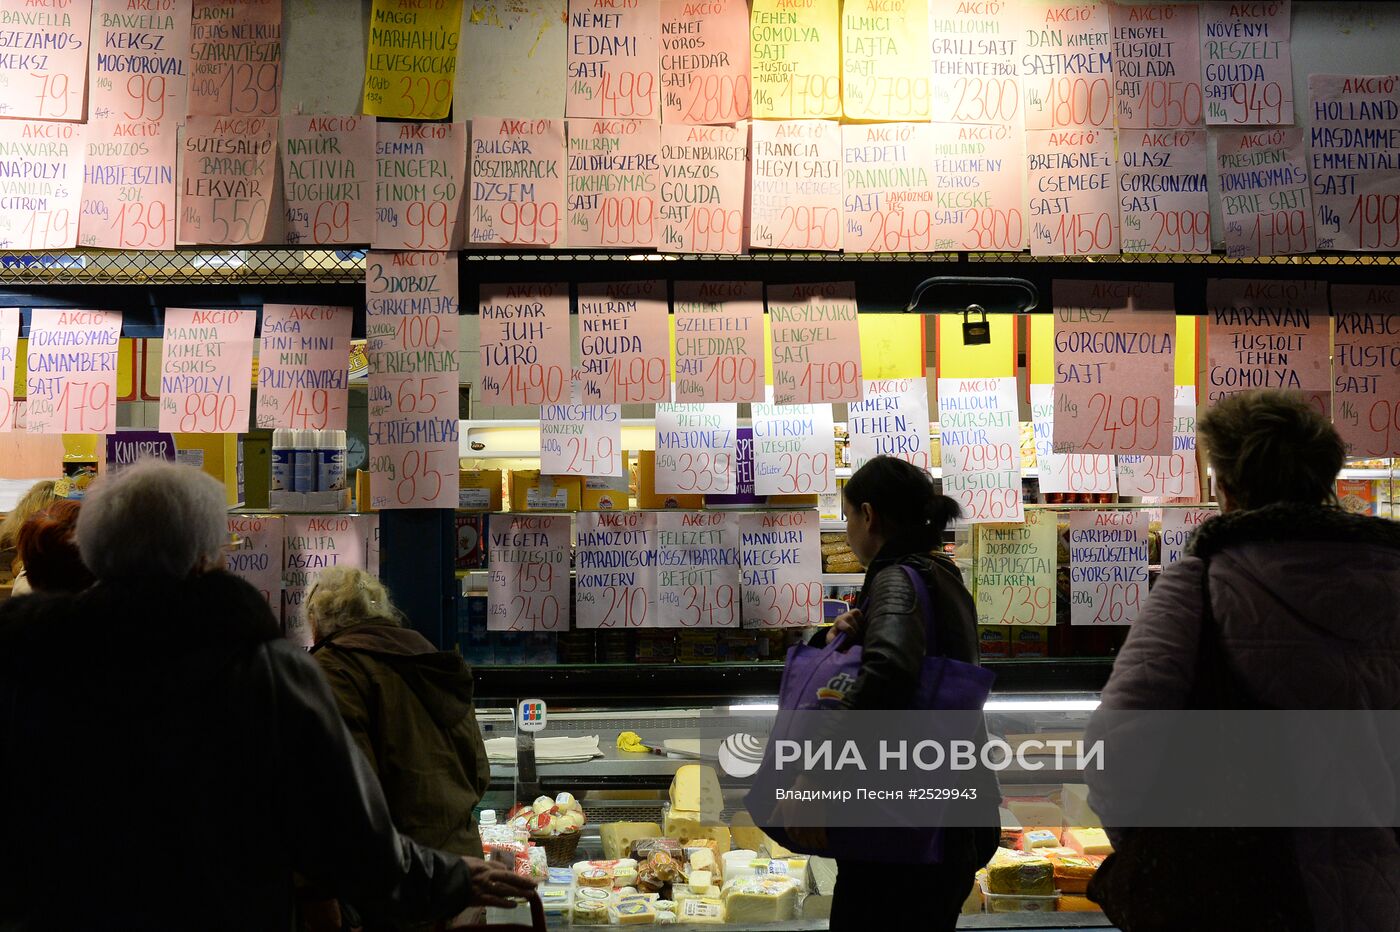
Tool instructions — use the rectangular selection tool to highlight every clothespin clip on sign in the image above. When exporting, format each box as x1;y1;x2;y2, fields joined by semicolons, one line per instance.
962;304;991;346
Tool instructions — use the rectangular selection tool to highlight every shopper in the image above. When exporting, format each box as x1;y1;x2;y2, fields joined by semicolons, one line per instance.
1086;390;1400;929
0;479;57;585
819;456;999;931
307;565;492;931
10;499;93;595
0;461;535;930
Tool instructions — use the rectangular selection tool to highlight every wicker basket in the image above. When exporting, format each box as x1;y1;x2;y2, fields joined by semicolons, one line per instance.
531;830;582;867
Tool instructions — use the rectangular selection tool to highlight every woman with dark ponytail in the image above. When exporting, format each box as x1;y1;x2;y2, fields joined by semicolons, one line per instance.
823;455;998;929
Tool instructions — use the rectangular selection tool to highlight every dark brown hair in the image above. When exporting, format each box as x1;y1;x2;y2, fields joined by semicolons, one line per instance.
18;500;94;593
1197;390;1345;510
843;455;961;553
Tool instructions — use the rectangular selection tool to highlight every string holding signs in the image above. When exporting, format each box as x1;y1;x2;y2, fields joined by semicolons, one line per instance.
1052;280;1176;456
541;400;623;478
0;120;85;250
566;0;660;119
658;123;746;255
566;118;660;249
974;509;1057;627
377;121;468;251
1022;0;1115;131
0;0;90;120
656;511;741;629
468;118;564;248
281;116;376;247
1201;0;1292;126
937;377;1023;525
1111;2;1204;129
1030;383;1116;495
575;511;658;630
25;309;122;435
1206;278;1330;415
365;251;460;510
1215;128;1314;258
188;0;282;118
751;400;836;497
1307;75;1400;252
177;116;277;246
1069;510;1149;626
362;0;463;119
767;282;862;405
0;308;18;432
673;280;765;404
256;305;353;432
740;510;823;629
748;120;843;252
577;280;670;403
750;0;841;119
655;402;737;496
1118;130;1210;254
1331;285;1400;458
158;308;256;434
488;515;572;632
477;282;571;407
1116;384;1202;501
841;0;930;121
226;514;284;612
847;377;932;471
660;0;750;124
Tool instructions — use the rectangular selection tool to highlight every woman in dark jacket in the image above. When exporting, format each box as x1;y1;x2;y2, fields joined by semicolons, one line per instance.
817;456;999;930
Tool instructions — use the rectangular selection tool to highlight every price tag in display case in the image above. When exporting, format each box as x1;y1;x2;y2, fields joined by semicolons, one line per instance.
740;510;823;629
468;118;565;247
1069;511;1149;626
488;515;572;632
656;512;741;628
577;281;670;404
24;310;122;435
576;512;658;630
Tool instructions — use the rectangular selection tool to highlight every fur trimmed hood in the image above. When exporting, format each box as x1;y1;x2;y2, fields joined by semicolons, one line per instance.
1188;502;1400;559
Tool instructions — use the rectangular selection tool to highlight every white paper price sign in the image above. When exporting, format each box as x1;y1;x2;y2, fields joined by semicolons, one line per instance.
974;509;1058;627
752;401;836;496
1116;385;1201;500
937;377;1023;524
487;515;572;631
1069;510;1149;626
540;402;623;477
1161;507;1217;566
739;510;823;628
655;402;737;495
847;377;932;470
655;511;741;628
1030;383;1117;494
575;512;658;629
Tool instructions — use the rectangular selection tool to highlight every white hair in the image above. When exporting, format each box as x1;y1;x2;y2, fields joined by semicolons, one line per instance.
76;460;227;580
306;565;400;640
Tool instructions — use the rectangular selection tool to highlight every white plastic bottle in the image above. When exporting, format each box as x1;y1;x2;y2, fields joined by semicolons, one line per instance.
270;429;292;492
292;429;317;493
317;429;347;493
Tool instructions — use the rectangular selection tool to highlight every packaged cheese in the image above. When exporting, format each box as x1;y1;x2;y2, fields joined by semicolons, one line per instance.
577;867;613;888
1021;829;1059;850
612;897;658;925
1049;854;1098;894
721;877;799;924
510;470;581;511
1063;827;1112;856
676;897;726;924
600;822;663;861
1061;783;1103;828
571;900;609;925
985;849;1055;896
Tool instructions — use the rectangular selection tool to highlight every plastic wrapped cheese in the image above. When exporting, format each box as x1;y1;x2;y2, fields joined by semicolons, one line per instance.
1064;827;1112;856
985;849;1055;896
571;901;609;926
677;897;726;924
612;897;658;925
1049;854;1098;894
1061;783;1102;828
600;822;663;861
721;877;799;924
1022;829;1059;849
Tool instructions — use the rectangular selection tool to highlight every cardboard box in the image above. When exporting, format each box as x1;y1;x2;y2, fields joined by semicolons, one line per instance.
636;450;704;510
459;468;504;512
1011;625;1050;658
510;470;581;511
582;459;630;511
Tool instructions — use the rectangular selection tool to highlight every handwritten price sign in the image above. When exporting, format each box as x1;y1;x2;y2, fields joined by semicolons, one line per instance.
1308;75;1400;252
468;118;564;247
842;123;938;253
1215;128;1314;258
749;121;843;251
1112;3;1204;128
752;401;836;496
656;511;742;628
655;402;737;495
576;511;658;629
661;0;750;123
768;282;862;405
0;121;84;250
751;0;841;118
567;0;660;118
1023;1;1114;129
1202;0;1293;125
938;377;1024;524
577;281;670;403
281;515;371;646
1332;287;1400;458
1027;129;1120;257
975;509;1058;626
478;282;570;407
225;514;284;610
0;308;17;433
659;123;746;255
281;116;375;246
1030;384;1117;494
1069;510;1149;626
541;403;623;477
739;510;823;628
24;310;122;435
188;0;281;117
673;281;765;404
487;515;572;631
376;121;466;250
158;308;256;434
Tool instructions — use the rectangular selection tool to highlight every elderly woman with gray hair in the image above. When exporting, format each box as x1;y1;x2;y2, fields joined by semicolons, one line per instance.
0;461;532;931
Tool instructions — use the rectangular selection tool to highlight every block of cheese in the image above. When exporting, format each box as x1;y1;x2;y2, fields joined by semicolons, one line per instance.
801;894;833;920
985;849;1054;896
1049;854;1098;894
670;764;723;817
571;901;609;925
1021;829;1059;849
612;897;658;925
728;814;792;858
601;822;663;861
677;897;726;924
662;809;730;850
1064;827;1112;856
1005;797;1064;833
687;847;719;878
688;870;713;892
961;875;983;914
722;877;799;924
1061;783;1102;828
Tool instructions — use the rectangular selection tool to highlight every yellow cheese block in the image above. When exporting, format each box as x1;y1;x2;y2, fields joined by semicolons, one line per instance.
961;874;984;914
985;850;1054;896
722;878;799;924
612;897;657;925
1064;827;1112;856
1006;798;1064;832
1061;783;1102;828
600;822;663;861
729;813;792;857
663;809;731;850
670;764;724;817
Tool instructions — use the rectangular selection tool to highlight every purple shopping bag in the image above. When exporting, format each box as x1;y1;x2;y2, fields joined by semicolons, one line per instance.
744;564;995;863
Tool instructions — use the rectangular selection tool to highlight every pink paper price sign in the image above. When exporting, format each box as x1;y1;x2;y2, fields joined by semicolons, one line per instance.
468;118;563;247
937;377;1023;524
566;0;660;119
1030;383;1116;495
0;0;90;120
477;282;571;407
929;0;1021;127
656;511;741;628
1052;280;1175;456
0;120;84;250
1202;0;1292;125
1206;278;1330;413
1117;384;1201;501
1161;507;1217;565
1332;285;1400;458
752;400;836;496
488;514;572;631
1215;128;1314;257
0;308;17;432
1021;0;1115;130
226;514;284;611
177;115;276;245
257;305;353;431
842;123;937;253
740;510;822;629
281;116;375;246
282;515;369;646
158;308;256;434
655;402;737;495
661;0;750;124
365;251;460;510
541;402;623;477
79;118;178;250
377;121;467;250
1112;3;1204;128
1069;510;1149;626
768;282;861;405
89;0;192;122
576;511;658;629
24;309;121;435
748;120;842;251
1308;75;1400;252
566;118;659;249
929;123;1026;252
673;280;765;404
1119;130;1210;254
577;280;670;404
848;377;932;471
659;122;745;254
1026;129;1118;256
188;0;282;118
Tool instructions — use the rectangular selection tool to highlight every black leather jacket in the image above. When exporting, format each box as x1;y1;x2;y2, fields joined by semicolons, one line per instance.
0;571;472;931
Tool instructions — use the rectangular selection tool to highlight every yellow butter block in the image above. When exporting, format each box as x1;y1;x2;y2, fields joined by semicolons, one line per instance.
1064;827;1112;856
